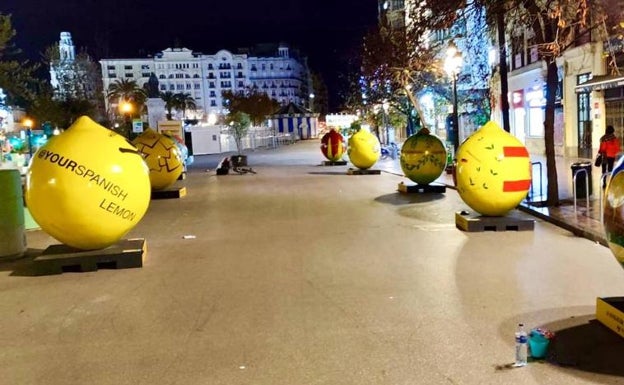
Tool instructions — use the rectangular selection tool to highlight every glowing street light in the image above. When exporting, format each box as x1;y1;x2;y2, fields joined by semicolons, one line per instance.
22;117;34;158
444;40;463;152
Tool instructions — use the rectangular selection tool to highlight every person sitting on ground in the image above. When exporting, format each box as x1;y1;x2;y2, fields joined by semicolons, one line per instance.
599;125;621;186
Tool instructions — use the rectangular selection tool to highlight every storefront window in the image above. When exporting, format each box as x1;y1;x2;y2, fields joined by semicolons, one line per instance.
526;87;546;137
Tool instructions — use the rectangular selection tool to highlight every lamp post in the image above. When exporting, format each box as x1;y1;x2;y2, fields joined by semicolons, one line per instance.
309;93;315;113
119;100;133;139
382;100;390;145
444;40;463;153
23;118;34;158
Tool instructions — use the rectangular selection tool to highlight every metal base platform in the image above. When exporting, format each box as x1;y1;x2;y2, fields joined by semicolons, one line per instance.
397;182;446;194
32;238;146;276
321;160;347;166
455;211;535;232
151;186;187;199
347;168;381;175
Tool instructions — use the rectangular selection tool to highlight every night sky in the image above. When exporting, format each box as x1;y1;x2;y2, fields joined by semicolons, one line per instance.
1;0;378;109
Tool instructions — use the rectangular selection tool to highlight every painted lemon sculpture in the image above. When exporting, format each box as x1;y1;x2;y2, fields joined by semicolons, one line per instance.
321;129;345;161
603;158;624;269
25;116;151;250
348;129;380;170
455;121;531;216
132;128;183;190
400;128;447;185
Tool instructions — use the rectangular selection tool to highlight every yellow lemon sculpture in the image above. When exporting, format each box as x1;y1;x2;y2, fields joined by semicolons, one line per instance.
455;121;531;216
348;129;380;170
400;128;447;185
25;116;151;250
132;128;183;190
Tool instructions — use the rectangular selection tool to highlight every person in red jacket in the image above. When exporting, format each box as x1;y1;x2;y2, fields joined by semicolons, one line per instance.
599;125;621;186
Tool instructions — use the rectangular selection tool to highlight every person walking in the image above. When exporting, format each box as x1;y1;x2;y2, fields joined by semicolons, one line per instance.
599;125;621;187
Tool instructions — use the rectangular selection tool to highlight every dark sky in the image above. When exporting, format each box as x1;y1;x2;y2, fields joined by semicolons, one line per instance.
2;0;378;109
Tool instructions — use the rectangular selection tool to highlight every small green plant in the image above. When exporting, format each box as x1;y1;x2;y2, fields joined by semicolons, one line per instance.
225;111;251;154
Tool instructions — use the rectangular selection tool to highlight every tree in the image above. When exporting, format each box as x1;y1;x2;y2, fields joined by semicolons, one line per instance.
484;0;599;206
222;89;280;126
106;79;147;118
225;110;251;154
43;43;105;125
160;91;177;120
0;13;40;108
175;93;197;118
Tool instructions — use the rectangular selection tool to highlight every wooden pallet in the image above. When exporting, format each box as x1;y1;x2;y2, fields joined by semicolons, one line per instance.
455;211;534;232
347;168;381;175
397;182;446;194
151;186;187;199
32;238;146;276
321;160;347;166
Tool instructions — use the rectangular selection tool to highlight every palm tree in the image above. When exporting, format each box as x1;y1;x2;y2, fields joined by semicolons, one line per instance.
160;91;177;120
175;93;197;119
106;79;147;118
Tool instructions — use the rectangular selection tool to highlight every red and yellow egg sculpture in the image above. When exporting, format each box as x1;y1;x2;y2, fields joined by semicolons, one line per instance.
348;129;380;170
455;121;531;216
320;129;345;161
132;128;183;190
400;128;447;185
25;116;151;250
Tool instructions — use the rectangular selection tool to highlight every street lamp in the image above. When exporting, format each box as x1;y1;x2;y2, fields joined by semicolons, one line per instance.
309;93;315;112
119;100;133;138
23;118;34;158
382;100;390;145
444;40;463;153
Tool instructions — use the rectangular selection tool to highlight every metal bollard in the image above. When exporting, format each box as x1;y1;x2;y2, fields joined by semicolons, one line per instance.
0;169;26;259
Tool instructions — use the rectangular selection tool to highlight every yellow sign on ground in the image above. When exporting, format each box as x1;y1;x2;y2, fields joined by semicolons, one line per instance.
596;297;624;339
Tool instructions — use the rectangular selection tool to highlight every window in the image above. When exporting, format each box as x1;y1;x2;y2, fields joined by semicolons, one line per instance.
125;73;134;78
141;73;150;78
193;74;200;78
176;74;184;79
186;84;191;90
124;65;132;70
237;63;243;69
209;82;215;88
107;65;115;70
238;81;244;88
208;64;213;70
160;85;166;90
169;84;175;90
159;74;166;79
109;73;117;78
194;83;200;89
211;100;217;106
176;84;184;90
210;91;216;97
141;64;150;70
251;65;257;71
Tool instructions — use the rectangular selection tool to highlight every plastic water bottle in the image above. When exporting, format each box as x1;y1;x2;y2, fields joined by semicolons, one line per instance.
514;323;528;366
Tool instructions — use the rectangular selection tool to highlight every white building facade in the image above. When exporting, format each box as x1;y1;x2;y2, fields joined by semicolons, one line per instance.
100;43;311;122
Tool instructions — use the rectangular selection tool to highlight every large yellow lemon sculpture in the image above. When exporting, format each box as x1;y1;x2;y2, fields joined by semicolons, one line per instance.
348;129;380;170
400;128;447;185
25;116;151;250
455;121;531;216
132;128;183;190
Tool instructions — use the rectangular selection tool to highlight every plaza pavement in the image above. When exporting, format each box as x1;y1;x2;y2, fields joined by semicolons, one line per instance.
2;140;624;385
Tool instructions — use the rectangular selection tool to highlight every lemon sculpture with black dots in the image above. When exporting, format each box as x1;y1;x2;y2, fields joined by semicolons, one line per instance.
25;116;151;250
455;121;531;216
132;128;183;190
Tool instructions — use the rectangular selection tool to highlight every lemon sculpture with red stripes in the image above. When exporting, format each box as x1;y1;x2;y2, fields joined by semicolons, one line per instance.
455;121;531;216
320;129;345;161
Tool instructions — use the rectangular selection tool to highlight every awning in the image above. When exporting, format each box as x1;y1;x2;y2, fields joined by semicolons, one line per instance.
575;74;624;93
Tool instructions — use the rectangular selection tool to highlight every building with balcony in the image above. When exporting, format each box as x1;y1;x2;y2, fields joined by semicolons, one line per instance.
99;43;311;122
